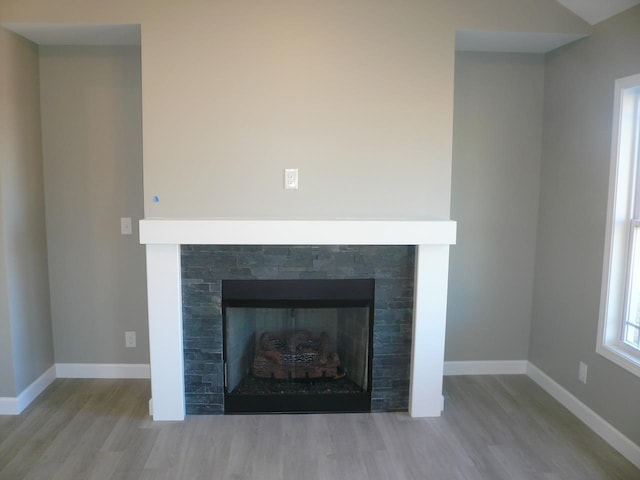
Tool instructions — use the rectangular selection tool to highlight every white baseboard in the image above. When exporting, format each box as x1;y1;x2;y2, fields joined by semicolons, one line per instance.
1;363;150;416
56;363;150;379
0;365;57;415
0;397;19;415
4;359;640;471
444;359;640;469
527;362;640;470
444;360;528;376
17;365;57;413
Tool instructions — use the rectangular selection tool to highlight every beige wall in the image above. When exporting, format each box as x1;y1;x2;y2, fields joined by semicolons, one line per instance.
139;0;586;219
531;6;640;444
0;28;54;395
447;52;544;362
140;1;456;219
39;46;148;364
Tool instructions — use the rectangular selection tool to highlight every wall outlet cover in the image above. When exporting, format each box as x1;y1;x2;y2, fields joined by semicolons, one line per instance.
120;217;133;235
125;331;136;348
284;168;298;190
578;361;588;383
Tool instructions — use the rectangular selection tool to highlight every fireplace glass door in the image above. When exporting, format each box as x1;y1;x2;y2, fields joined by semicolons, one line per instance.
222;279;374;413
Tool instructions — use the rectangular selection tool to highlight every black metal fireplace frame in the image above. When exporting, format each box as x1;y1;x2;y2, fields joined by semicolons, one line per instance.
222;278;375;414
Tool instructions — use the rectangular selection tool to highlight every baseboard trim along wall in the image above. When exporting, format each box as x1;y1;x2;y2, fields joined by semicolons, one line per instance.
3;360;639;469
0;397;19;415
526;362;640;470
55;363;151;379
0;363;150;415
443;360;528;375
442;359;640;470
0;365;57;415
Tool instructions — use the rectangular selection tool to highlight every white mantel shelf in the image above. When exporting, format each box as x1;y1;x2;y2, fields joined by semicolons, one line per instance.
139;218;456;246
140;218;456;421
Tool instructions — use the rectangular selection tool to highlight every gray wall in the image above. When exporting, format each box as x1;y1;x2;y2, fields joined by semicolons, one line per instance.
0;28;54;396
0;29;21;398
0;0;603;399
0;0;591;389
446;52;544;361
39;46;148;364
0;223;15;396
530;6;640;445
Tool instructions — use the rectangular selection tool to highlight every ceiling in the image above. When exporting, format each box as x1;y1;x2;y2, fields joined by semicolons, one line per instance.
0;1;638;51
457;0;640;53
455;30;587;54
556;0;640;25
0;23;140;46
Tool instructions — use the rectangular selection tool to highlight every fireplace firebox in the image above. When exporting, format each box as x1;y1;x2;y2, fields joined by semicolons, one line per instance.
222;279;374;413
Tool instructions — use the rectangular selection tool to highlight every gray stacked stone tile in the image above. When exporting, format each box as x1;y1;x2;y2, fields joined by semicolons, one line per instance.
181;245;415;414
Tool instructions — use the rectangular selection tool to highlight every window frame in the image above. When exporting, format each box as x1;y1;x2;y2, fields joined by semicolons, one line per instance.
597;73;640;377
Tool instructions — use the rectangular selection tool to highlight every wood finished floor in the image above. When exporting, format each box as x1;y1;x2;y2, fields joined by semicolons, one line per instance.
0;375;638;480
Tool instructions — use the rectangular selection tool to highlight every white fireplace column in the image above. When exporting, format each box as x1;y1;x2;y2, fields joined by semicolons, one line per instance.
144;243;185;421
410;244;451;416
140;219;456;421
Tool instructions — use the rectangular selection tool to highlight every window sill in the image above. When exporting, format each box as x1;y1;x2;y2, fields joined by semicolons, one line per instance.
596;342;640;378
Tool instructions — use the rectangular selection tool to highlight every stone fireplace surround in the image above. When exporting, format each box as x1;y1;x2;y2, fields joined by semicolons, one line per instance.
140;219;456;421
183;246;411;414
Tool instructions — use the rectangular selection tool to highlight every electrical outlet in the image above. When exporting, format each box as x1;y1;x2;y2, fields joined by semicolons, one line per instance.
125;331;136;348
120;217;132;235
284;168;298;190
578;361;588;383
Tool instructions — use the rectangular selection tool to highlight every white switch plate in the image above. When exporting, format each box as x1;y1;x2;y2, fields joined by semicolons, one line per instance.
578;361;588;383
125;331;136;348
120;217;132;235
284;169;298;190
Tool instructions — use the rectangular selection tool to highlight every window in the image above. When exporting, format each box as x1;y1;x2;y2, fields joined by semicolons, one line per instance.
598;73;640;376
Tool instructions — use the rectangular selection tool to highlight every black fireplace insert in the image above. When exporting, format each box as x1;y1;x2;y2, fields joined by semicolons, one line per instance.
222;279;374;413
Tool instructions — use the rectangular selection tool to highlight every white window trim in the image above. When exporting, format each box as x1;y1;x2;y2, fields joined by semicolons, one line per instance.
597;73;640;377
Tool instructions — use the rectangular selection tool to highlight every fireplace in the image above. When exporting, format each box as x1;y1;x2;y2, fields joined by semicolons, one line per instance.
222;279;374;413
181;245;414;414
140;219;456;421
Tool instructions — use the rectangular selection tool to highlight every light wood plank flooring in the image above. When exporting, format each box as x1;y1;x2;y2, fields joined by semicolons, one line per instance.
0;375;638;479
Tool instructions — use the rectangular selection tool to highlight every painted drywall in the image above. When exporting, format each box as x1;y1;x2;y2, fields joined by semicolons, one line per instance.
39;46;148;364
530;6;640;445
0;269;15;396
0;0;590;221
140;1;457;219
139;0;588;219
446;52;544;362
0;0;590;373
0;200;15;397
0;29;16;396
0;28;54;395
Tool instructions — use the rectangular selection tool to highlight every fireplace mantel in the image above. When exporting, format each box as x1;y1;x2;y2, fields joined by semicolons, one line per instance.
140;218;456;245
140;218;456;421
